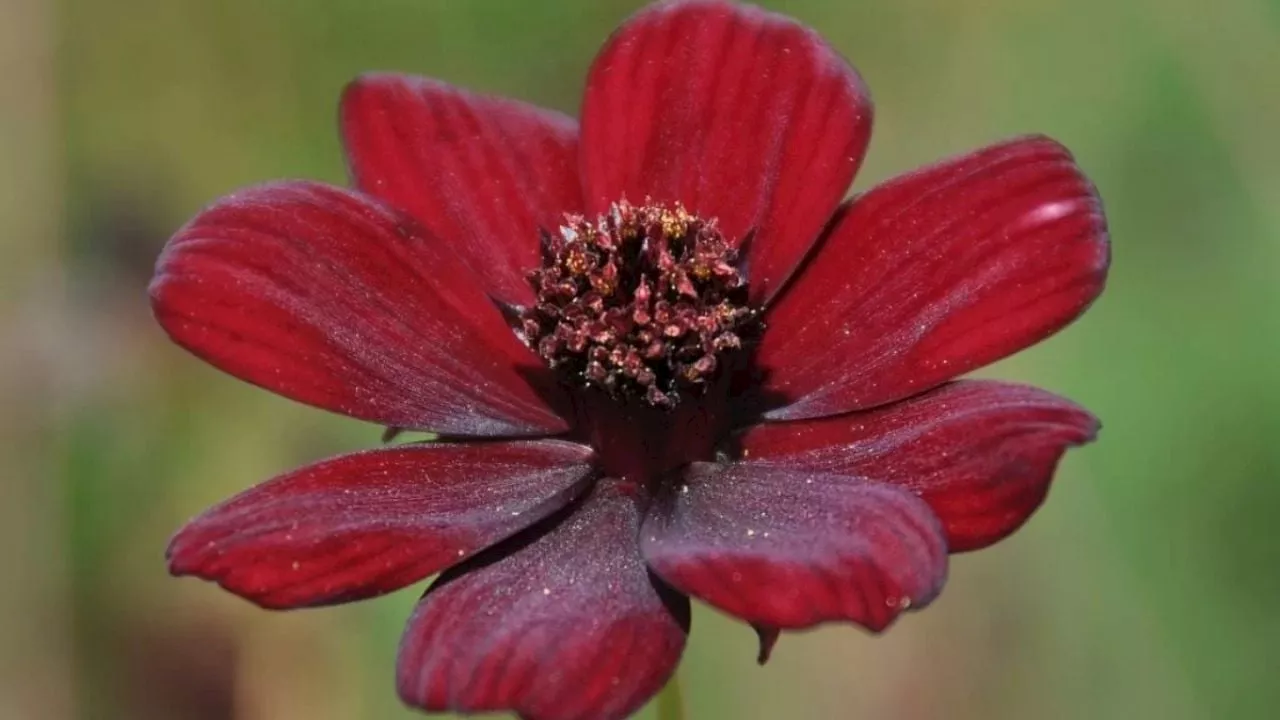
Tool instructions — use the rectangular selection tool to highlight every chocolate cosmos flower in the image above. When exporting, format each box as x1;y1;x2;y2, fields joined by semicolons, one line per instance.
151;1;1109;718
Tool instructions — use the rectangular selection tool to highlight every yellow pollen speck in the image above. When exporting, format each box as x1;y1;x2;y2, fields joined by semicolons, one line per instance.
564;248;590;275
659;208;689;238
593;276;617;296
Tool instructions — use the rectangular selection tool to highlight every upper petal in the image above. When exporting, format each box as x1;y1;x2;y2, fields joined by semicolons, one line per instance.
397;484;689;720
642;462;947;632
341;74;582;306
757;136;1110;420
580;0;872;305
738;381;1098;551
150;181;569;436
167;439;595;609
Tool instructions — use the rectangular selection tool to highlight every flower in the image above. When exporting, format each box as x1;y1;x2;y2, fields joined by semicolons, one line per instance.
150;1;1109;718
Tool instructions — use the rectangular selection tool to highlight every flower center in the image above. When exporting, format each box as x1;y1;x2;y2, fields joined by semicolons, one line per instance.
520;200;759;408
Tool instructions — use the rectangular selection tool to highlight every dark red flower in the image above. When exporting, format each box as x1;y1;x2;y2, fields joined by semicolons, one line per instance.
152;2;1108;719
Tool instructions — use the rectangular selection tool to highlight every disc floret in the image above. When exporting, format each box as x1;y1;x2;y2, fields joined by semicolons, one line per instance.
521;200;758;407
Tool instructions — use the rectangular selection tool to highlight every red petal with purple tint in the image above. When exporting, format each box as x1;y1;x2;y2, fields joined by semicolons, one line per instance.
341;74;582;307
739;381;1098;552
758;136;1109;420
580;0;872;305
150;181;569;437
398;484;689;720
642;463;947;632
167;440;595;609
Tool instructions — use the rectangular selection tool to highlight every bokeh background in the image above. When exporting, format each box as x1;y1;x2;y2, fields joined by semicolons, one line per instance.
3;0;1278;718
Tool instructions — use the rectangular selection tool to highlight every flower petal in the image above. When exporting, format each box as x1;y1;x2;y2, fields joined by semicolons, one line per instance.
757;136;1110;420
739;381;1098;552
580;0;872;304
167;440;595;609
150;181;569;436
341;74;582;306
642;463;947;632
397;484;689;720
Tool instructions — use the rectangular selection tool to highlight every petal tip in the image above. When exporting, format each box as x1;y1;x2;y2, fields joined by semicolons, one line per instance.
753;625;779;665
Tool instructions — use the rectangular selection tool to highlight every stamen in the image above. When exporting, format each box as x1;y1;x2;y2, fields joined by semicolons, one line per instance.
520;200;759;407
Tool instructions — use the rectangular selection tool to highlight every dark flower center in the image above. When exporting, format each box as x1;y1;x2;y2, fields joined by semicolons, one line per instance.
520;200;759;408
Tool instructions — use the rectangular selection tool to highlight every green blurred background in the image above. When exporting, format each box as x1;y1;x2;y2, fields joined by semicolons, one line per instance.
3;0;1278;717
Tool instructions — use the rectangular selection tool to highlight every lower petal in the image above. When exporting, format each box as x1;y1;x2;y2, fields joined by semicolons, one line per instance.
642;463;947;632
737;380;1098;551
167;440;595;608
397;483;689;720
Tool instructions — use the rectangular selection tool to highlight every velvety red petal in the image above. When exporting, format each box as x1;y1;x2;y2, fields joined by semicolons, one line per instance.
167;440;595;609
757;136;1110;420
341;74;582;306
149;181;569;437
580;0;872;304
398;484;689;720
739;380;1098;552
642;463;947;632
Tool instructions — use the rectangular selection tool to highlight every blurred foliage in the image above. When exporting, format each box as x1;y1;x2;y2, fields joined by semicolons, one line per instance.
3;0;1277;717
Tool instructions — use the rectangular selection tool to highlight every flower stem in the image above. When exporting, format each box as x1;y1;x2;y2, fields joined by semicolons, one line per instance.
655;673;685;720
